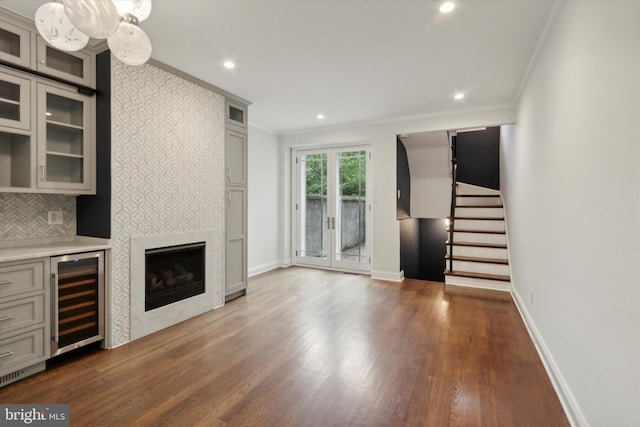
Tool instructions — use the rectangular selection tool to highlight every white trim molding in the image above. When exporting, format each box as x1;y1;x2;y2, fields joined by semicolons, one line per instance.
511;287;587;427
248;260;281;277
371;270;404;282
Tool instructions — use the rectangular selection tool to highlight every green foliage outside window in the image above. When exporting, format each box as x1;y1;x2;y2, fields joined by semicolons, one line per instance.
305;151;366;198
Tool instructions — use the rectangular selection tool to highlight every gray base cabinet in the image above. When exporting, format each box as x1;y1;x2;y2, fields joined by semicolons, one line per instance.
0;258;50;387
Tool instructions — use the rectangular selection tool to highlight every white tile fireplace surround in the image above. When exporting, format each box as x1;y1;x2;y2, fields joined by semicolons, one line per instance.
130;231;218;340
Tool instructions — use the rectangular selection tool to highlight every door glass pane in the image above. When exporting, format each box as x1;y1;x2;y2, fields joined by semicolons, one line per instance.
0;28;21;57
335;150;367;264
300;153;328;259
0;80;20;121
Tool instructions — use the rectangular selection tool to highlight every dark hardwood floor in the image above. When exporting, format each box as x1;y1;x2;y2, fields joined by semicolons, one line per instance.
0;267;569;426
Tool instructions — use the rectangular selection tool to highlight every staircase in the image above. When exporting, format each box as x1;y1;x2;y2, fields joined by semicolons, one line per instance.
444;183;511;291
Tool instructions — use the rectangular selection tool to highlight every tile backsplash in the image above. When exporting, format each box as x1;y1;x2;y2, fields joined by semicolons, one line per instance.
0;193;76;242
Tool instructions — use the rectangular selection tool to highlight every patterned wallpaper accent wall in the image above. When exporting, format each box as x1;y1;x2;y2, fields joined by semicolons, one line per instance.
110;58;225;346
0;193;76;242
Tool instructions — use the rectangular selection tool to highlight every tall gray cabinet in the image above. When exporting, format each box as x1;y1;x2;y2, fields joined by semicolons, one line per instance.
224;99;248;301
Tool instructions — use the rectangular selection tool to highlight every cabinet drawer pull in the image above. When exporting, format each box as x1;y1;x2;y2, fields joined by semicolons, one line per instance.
0;351;14;359
0;280;15;286
0;315;14;322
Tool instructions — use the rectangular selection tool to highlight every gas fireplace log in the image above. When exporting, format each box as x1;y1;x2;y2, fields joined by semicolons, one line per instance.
174;264;188;276
146;274;164;290
174;272;194;285
160;269;175;287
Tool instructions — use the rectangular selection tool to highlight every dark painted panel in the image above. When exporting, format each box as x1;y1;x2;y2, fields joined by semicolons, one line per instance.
456;126;500;190
77;50;111;238
399;218;420;279
396;139;410;219
418;218;447;282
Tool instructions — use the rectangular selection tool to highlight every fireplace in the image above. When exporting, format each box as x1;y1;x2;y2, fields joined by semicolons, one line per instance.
130;231;219;340
145;242;205;311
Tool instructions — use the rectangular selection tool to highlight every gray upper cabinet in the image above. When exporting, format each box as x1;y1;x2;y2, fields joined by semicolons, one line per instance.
36;82;94;193
225;128;247;186
0;70;32;131
36;37;95;88
0;18;32;68
0;8;96;195
225;99;247;129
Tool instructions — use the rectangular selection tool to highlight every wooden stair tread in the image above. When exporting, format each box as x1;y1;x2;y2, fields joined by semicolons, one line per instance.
445;255;508;265
455;216;504;221
446;241;507;249
456;205;504;208
444;270;511;282
447;228;505;235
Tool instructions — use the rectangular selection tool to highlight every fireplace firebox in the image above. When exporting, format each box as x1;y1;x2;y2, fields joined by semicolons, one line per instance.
145;242;205;311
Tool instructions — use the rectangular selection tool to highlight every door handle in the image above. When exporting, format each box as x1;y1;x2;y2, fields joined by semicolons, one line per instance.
52;273;59;343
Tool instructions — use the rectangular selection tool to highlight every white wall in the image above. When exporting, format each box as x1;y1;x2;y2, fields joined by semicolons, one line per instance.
401;132;451;218
280;107;515;280
247;125;282;276
500;2;640;425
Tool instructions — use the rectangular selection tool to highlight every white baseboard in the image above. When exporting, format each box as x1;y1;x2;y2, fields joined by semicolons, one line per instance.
511;287;587;427
502;193;584;426
248;260;281;277
371;270;404;282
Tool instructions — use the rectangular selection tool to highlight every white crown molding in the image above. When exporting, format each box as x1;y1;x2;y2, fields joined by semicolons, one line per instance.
279;103;516;137
513;0;567;106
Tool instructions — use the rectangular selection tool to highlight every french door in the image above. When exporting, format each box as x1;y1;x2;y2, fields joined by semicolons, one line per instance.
294;146;371;272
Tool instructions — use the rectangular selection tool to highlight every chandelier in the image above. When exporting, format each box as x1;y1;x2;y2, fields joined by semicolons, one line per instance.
35;0;153;66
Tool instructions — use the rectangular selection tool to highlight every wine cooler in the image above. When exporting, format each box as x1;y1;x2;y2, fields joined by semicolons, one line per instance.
51;251;105;356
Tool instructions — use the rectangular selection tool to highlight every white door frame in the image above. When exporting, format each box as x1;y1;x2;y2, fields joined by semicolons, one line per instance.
292;145;372;273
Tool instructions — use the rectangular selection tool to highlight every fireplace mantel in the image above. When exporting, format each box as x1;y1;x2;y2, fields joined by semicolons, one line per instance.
130;231;217;340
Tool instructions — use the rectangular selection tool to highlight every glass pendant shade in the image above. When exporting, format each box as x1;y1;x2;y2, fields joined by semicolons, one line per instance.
35;2;89;52
62;0;120;39
113;0;152;22
108;22;152;66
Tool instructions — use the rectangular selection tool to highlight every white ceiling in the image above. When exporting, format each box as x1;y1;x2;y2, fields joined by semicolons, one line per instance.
1;0;557;134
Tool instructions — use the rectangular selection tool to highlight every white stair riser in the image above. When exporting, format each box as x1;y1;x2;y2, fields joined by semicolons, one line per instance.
454;219;505;232
445;275;511;292
456;207;504;217
456;184;500;196
448;245;508;259
450;260;510;276
452;232;506;245
456;196;502;206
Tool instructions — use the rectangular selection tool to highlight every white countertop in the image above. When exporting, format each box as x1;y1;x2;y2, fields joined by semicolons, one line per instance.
0;236;111;263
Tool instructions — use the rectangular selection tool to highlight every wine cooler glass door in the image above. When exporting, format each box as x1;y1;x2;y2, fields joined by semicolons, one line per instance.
51;251;104;356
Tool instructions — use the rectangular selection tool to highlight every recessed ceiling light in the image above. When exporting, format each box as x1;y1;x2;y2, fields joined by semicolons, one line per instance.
454;92;465;100
223;60;235;69
317;114;325;120
440;2;455;13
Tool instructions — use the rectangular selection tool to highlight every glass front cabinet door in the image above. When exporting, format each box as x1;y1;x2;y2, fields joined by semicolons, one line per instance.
0;19;32;68
0;70;31;131
36;83;93;192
